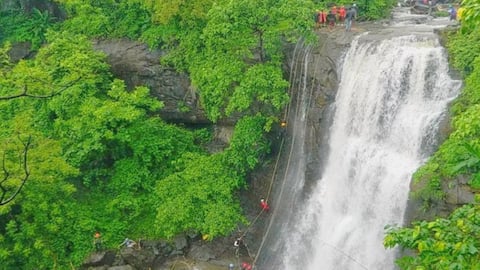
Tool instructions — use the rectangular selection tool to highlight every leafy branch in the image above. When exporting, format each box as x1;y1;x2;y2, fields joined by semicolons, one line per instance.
0;77;82;101
0;136;32;206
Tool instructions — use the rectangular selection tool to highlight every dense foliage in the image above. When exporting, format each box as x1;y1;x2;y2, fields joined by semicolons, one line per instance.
0;8;58;49
385;204;480;269
385;0;480;268
0;0;309;268
52;0;316;122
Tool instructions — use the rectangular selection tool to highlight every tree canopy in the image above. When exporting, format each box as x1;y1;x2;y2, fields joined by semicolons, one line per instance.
0;0;314;267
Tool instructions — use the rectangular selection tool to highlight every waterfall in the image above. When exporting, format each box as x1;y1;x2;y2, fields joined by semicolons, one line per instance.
256;23;461;270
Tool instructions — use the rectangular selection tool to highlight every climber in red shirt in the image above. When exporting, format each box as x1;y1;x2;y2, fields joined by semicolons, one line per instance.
339;6;346;25
260;198;270;212
241;262;252;270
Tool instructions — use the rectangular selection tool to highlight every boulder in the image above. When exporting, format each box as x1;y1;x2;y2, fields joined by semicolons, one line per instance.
107;266;135;270
92;39;209;124
82;251;116;268
188;245;215;262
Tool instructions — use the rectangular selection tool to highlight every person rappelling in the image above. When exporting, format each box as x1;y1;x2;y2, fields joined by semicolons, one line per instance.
234;237;244;256
234;237;243;248
260;198;270;212
279;119;287;139
119;238;137;248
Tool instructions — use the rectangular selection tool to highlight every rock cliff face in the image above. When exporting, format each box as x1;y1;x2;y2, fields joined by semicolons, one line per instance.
92;39;209;125
0;0;65;18
293;30;353;191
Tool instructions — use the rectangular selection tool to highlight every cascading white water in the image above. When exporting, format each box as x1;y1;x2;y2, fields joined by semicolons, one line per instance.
278;33;461;270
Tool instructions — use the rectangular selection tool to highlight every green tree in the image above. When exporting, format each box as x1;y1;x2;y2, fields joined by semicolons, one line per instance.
155;115;270;239
385;203;480;269
0;8;57;49
0;115;80;268
188;0;314;121
459;0;480;33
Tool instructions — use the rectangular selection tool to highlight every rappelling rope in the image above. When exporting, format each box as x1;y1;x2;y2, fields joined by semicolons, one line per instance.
236;107;288;238
251;116;298;268
252;80;306;267
252;42;337;269
265;137;285;202
239;209;264;239
237;40;323;268
250;41;370;270
232;105;288;265
250;45;312;269
233;102;288;264
237;102;289;239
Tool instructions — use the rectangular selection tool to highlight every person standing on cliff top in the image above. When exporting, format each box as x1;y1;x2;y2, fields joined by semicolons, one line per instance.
345;6;357;32
326;10;336;30
339;6;346;25
320;9;328;27
448;5;457;21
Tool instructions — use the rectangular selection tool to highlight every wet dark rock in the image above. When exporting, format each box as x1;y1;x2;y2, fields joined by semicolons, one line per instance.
119;248;154;269
444;175;475;205
172;234;188;254
7;42;33;62
92;39;209;125
87;267;108;270
107;266;135;270
188;245;216;261
410;3;433;14
82;251;116;268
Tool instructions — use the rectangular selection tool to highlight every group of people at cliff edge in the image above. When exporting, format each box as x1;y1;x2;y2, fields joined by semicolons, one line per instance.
314;3;359;31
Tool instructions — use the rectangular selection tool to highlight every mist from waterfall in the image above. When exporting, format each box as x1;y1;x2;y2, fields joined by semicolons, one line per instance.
259;32;461;270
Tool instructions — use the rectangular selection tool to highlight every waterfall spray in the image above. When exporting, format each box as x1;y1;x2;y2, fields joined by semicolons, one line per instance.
256;13;461;270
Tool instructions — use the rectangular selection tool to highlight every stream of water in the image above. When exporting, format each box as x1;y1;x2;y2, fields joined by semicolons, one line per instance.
256;9;461;270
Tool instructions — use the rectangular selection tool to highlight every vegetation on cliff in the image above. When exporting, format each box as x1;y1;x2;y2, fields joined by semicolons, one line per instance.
385;0;480;268
0;0;308;268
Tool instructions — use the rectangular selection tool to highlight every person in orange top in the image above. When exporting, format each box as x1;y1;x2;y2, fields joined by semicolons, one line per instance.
331;5;337;17
93;231;102;251
339;6;346;25
320;9;328;27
